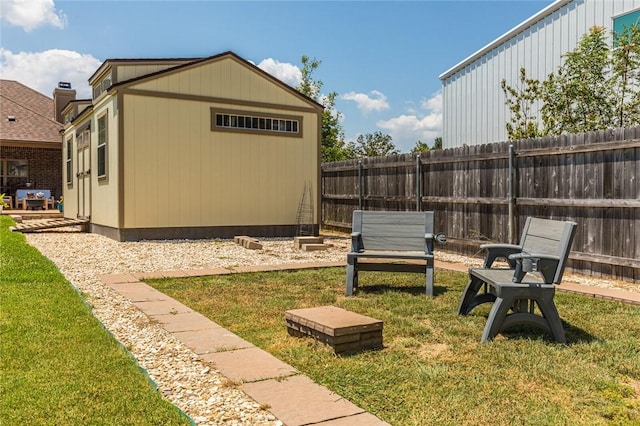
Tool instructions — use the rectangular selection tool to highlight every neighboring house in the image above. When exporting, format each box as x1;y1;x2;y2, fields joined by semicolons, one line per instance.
439;0;640;148
61;51;323;241
0;80;74;204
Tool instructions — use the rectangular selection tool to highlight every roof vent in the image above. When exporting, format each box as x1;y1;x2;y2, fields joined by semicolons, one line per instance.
7;115;16;122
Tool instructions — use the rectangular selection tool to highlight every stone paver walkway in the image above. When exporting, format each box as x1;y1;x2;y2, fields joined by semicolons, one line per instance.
100;261;639;426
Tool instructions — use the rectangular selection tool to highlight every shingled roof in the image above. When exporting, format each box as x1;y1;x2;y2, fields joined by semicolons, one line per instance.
0;79;62;145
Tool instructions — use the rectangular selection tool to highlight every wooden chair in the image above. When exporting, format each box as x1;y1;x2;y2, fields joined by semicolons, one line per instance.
346;210;446;296
457;217;577;343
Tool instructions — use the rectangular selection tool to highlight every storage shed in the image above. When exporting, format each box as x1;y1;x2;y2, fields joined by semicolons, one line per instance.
61;51;323;241
439;0;640;148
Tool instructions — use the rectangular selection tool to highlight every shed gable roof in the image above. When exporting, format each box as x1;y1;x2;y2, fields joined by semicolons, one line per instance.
0;79;62;144
112;51;324;111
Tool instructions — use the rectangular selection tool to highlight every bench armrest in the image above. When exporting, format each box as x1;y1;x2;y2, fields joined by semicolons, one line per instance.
509;253;561;283
424;232;446;255
480;243;522;268
350;232;364;252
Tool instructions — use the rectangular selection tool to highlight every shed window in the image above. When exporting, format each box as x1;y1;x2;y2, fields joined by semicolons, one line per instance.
211;108;302;138
65;137;73;185
97;114;108;178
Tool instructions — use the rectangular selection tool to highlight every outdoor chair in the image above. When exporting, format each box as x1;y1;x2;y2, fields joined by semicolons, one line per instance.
457;217;577;343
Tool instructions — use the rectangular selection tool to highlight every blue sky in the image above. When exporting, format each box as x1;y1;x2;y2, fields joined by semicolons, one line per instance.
1;0;553;152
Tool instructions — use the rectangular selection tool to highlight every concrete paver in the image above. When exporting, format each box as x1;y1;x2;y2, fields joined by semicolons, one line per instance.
131;299;193;316
199;346;298;382
172;328;253;354
149;311;222;333
242;374;369;426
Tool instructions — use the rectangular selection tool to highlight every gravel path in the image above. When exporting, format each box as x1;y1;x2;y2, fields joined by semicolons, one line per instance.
23;229;638;425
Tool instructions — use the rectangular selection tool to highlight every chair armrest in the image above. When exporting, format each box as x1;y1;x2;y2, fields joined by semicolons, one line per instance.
480;244;522;268
424;233;446;255
350;232;364;252
509;253;561;283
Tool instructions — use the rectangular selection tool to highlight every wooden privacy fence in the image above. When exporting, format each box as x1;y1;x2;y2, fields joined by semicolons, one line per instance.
321;126;640;281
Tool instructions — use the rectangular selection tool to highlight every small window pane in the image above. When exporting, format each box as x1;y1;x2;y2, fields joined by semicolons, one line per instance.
293;121;298;133
238;116;245;127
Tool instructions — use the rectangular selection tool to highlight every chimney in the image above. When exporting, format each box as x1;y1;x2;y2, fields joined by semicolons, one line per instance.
53;82;76;123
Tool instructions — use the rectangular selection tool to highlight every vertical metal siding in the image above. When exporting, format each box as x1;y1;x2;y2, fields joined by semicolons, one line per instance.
442;0;640;148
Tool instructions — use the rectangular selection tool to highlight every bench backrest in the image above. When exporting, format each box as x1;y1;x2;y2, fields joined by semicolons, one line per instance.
352;210;434;252
15;189;52;200
519;217;577;283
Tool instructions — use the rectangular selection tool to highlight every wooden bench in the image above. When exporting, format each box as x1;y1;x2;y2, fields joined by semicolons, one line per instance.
346;210;446;296
457;217;577;343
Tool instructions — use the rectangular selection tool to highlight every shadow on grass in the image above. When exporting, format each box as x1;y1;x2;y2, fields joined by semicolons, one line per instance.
355;283;450;297
477;319;598;345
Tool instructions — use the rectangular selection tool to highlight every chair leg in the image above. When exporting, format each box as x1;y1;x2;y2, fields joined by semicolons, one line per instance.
481;288;566;343
535;293;566;343
425;265;434;296
481;296;513;343
346;258;357;296
458;276;495;315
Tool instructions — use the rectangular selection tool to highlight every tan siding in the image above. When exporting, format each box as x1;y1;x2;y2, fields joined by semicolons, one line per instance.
122;93;318;228
116;63;186;83
131;56;312;110
90;100;119;227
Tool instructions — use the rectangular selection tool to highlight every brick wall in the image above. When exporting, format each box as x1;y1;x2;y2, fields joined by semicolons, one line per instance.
1;146;62;199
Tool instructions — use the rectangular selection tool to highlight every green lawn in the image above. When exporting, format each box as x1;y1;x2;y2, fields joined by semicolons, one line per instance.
149;267;640;426
0;216;190;425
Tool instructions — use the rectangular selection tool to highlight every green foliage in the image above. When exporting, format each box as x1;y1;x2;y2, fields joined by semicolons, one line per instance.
502;24;640;139
611;24;640;127
348;131;398;158
501;68;542;140
411;140;430;153
150;268;640;425
0;216;188;425
296;56;351;162
542;26;613;134
432;136;443;150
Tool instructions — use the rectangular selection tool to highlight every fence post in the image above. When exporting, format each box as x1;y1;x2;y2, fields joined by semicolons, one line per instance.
358;160;363;210
416;154;421;211
508;144;515;243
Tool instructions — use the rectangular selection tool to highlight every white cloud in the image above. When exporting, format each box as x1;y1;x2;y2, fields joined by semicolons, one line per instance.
1;0;67;32
376;90;443;152
341;90;389;115
420;91;442;113
0;48;101;98
256;58;301;88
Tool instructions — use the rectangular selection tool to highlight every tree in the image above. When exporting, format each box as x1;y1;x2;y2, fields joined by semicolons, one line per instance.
295;56;351;162
433;136;443;150
503;24;640;138
541;26;613;134
349;132;398;158
611;24;640;127
411;140;430;153
501;68;542;140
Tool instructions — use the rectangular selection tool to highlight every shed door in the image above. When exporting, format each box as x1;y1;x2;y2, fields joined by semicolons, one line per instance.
76;129;91;219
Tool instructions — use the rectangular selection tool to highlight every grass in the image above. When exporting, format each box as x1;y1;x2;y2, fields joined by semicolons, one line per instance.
148;267;640;426
0;216;190;425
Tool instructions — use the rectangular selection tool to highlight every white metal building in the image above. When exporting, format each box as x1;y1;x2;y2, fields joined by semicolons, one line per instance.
439;0;640;149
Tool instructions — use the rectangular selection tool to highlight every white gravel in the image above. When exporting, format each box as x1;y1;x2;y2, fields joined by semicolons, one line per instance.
23;228;638;425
